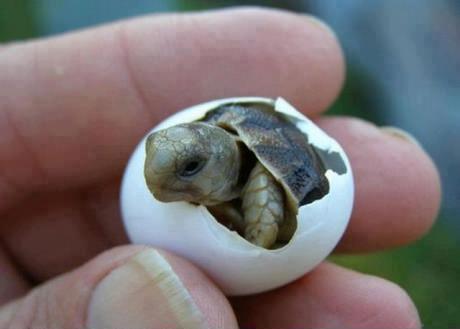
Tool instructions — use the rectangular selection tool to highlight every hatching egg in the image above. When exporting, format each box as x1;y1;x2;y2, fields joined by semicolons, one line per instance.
120;97;354;296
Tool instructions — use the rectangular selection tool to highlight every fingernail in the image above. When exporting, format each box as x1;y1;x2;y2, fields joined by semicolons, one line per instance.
380;126;422;148
87;249;207;329
304;15;338;39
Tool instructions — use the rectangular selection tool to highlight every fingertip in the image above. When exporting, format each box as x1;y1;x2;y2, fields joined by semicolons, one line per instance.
308;263;421;329
249;7;346;112
233;262;420;329
365;278;422;329
375;122;441;246
318;117;441;251
380;125;442;238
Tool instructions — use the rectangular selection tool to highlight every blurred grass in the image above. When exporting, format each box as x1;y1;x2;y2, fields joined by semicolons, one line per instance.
1;1;459;327
0;0;38;42
331;220;460;328
327;67;385;123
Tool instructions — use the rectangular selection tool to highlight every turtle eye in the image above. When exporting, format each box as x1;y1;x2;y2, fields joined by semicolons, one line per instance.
179;159;206;178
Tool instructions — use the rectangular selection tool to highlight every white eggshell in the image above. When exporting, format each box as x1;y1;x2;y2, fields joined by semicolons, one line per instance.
120;97;354;296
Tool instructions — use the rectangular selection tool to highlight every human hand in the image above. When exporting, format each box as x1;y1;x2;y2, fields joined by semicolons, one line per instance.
0;8;440;329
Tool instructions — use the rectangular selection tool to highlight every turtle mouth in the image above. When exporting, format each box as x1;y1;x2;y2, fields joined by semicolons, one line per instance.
153;184;204;204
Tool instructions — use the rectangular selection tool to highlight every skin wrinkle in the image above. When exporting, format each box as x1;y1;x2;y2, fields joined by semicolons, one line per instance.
8;289;40;329
1;25;156;207
81;178;129;246
0;302;16;327
0;45;49;199
1;192;111;281
0;228;36;286
115;24;155;124
0;100;45;213
78;188;112;251
0;96;29;210
3;301;17;328
0;243;29;304
0;178;22;216
13;43;49;187
302;274;363;324
44;288;53;329
292;275;344;324
2;248;144;329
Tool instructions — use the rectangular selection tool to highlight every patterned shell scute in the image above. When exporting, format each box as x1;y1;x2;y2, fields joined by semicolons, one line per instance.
202;103;329;205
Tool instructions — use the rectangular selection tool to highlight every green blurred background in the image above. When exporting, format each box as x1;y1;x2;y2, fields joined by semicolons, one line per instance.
1;0;459;327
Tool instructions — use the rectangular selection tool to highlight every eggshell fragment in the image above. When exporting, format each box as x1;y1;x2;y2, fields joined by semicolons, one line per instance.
120;97;354;296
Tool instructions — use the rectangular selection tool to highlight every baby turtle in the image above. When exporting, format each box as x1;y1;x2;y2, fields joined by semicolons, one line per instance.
144;102;329;248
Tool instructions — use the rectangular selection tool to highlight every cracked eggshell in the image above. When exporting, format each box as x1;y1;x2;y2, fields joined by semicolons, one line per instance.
120;97;354;296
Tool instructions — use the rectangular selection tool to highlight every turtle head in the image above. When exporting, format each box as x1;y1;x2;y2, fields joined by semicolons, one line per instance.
144;122;241;205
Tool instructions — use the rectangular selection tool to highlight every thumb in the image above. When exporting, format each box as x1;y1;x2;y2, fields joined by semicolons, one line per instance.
0;246;237;329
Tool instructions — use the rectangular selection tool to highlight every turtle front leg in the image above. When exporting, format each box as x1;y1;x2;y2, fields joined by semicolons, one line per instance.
208;202;245;233
241;163;284;248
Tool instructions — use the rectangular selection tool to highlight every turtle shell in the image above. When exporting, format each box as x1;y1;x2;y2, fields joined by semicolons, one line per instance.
201;102;329;210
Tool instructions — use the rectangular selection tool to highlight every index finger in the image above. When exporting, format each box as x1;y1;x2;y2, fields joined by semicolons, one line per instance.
0;8;344;213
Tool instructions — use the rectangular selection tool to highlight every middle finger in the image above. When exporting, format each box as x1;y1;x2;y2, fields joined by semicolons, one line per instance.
0;116;440;280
